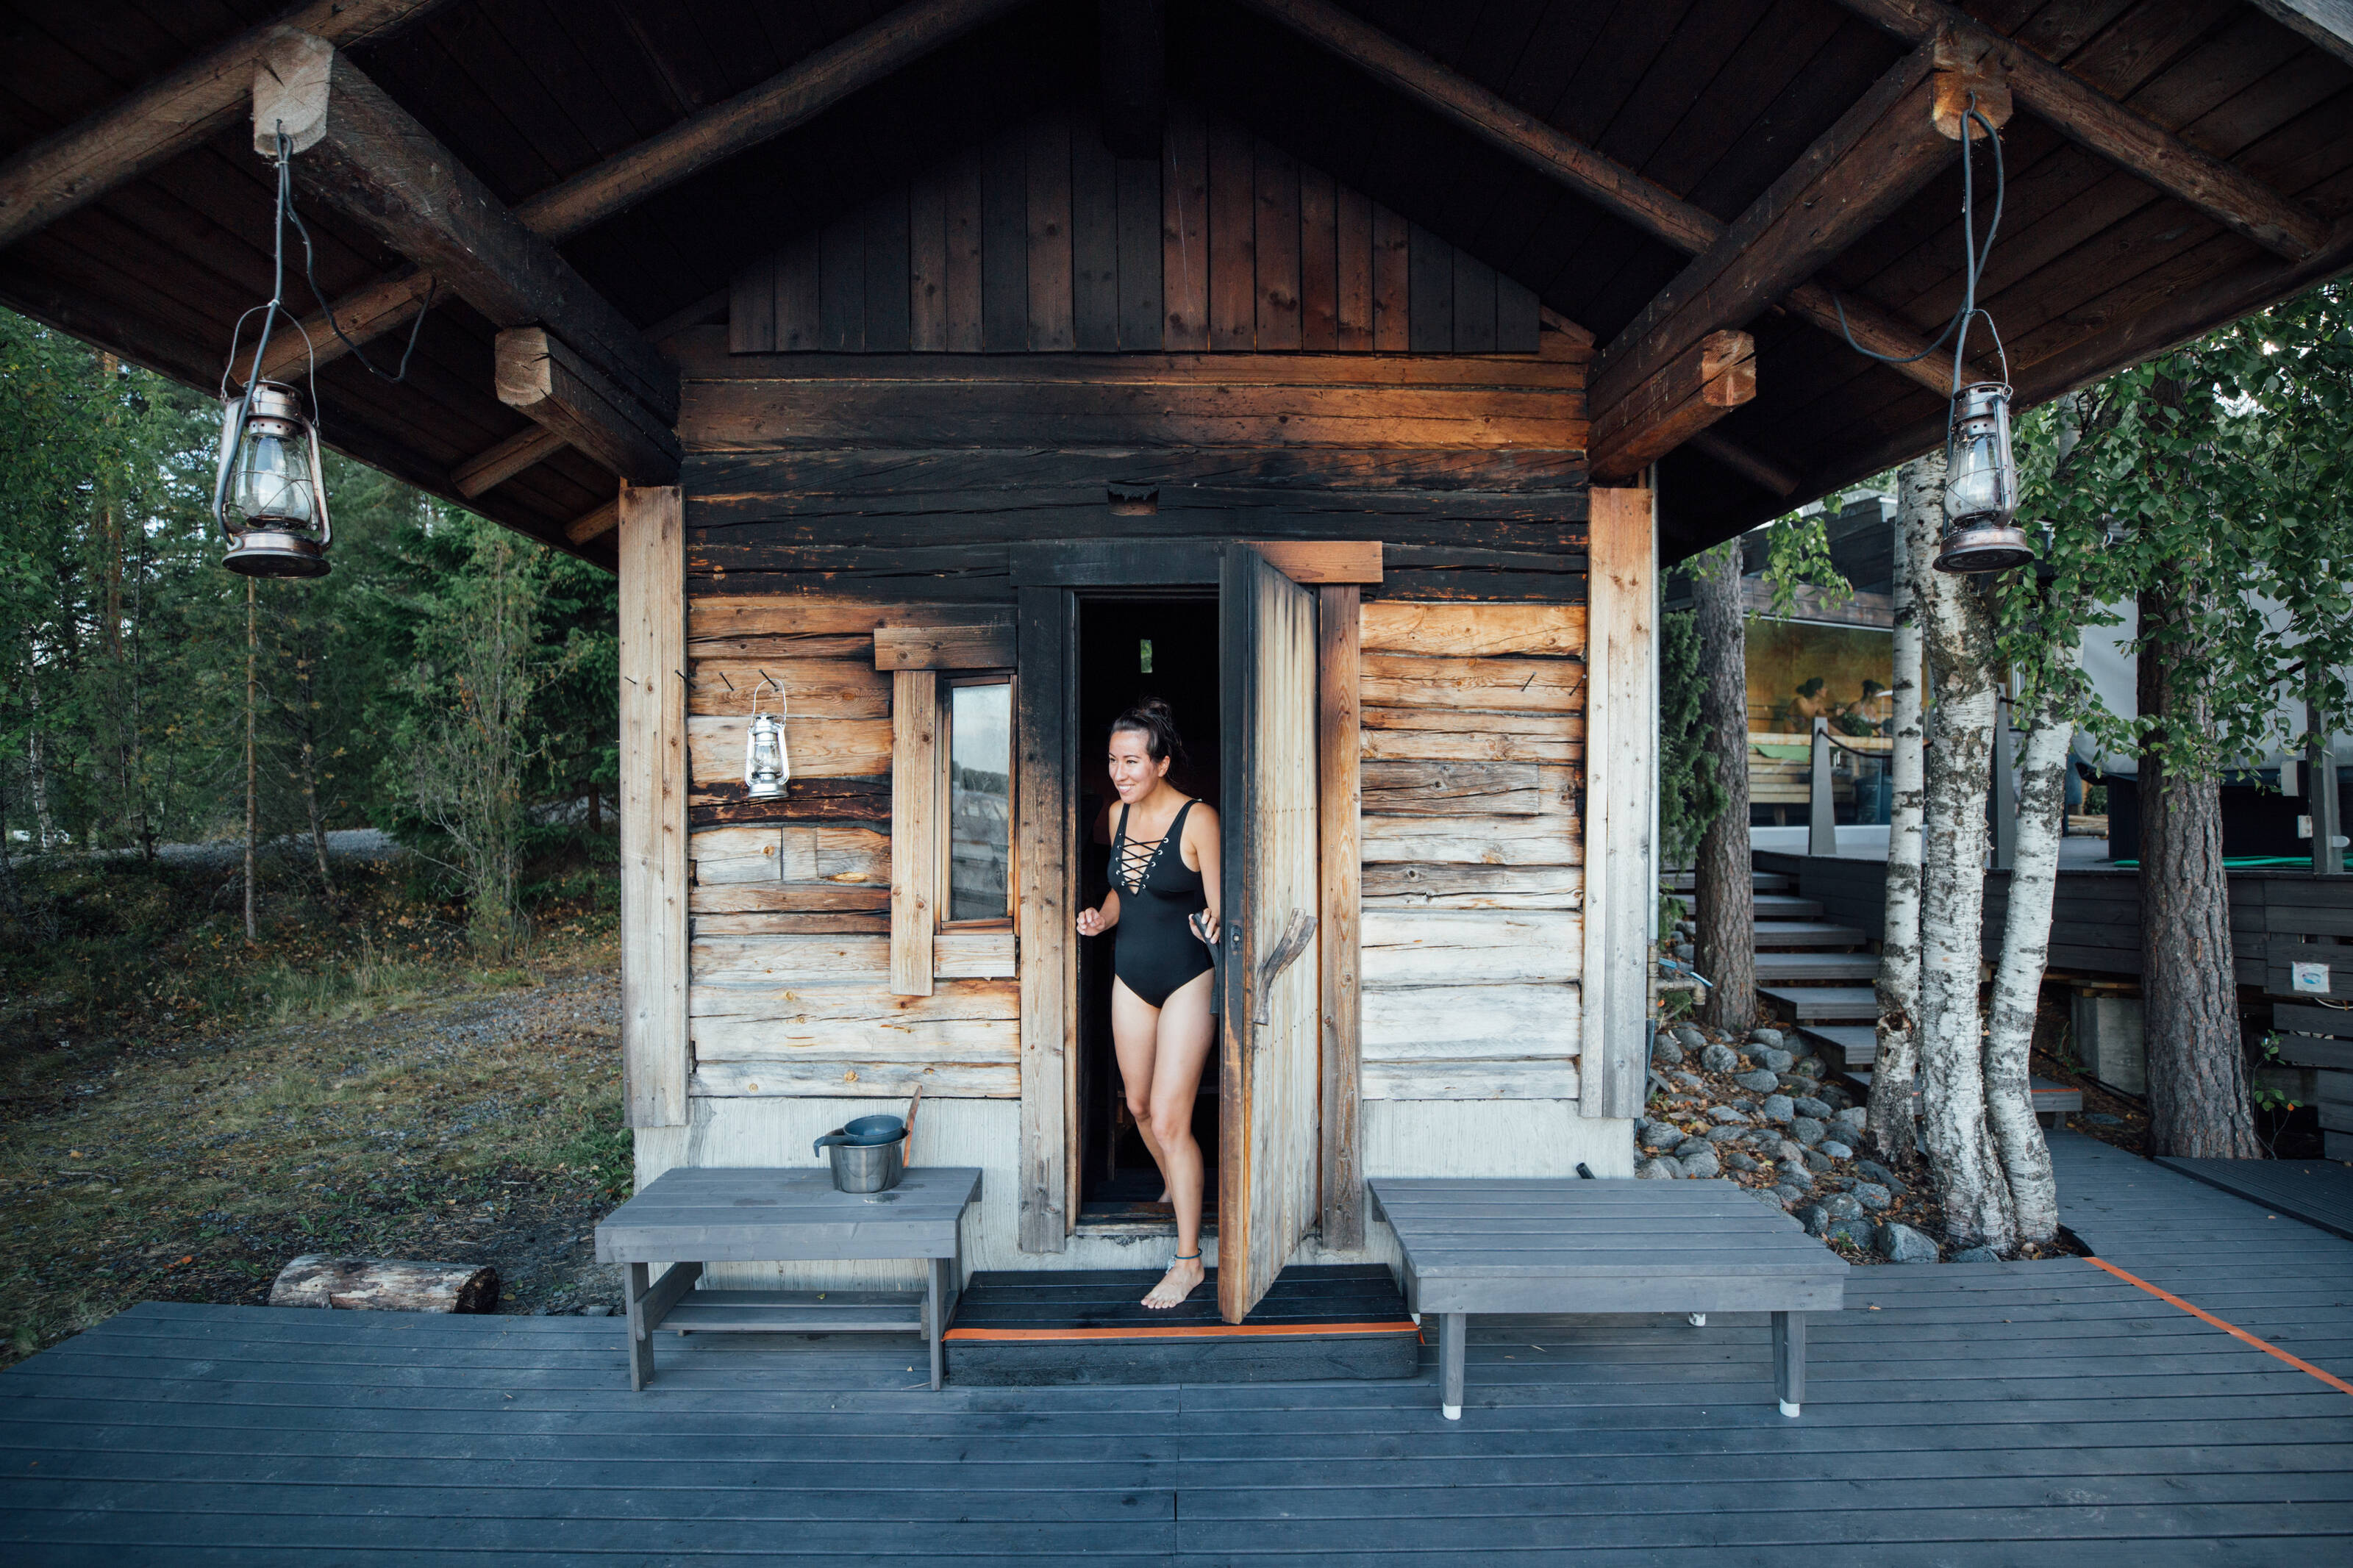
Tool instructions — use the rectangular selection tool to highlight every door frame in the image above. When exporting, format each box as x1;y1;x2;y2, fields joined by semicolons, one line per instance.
1010;539;1371;1254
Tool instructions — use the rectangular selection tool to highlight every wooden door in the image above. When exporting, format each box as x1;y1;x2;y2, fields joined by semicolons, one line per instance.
1217;544;1322;1322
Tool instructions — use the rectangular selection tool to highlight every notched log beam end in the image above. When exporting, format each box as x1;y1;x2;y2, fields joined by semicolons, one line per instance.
1590;329;1756;484
496;326;681;487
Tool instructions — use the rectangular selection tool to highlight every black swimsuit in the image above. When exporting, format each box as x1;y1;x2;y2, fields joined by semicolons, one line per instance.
1111;799;1213;1009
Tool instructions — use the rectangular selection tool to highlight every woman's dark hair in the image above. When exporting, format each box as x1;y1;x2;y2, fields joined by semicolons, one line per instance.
1109;697;1187;768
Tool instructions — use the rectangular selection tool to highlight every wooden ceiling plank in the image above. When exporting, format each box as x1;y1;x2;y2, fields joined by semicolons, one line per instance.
0;0;451;250
1591;43;1948;418
1830;0;2329;259
1589;327;1756;483
494;325;681;487
2246;0;2353;69
263;35;678;429
1099;0;1167;159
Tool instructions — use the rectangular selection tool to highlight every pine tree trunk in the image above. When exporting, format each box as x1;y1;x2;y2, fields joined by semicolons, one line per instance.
1692;546;1755;1031
2138;582;2260;1158
244;578;259;945
1985;683;2067;1243
1869;459;1934;1161
1918;527;2016;1253
296;645;338;908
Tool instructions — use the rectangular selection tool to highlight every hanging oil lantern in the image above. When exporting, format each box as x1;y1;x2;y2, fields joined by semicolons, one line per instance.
745;676;789;799
1935;381;2033;574
215;379;332;578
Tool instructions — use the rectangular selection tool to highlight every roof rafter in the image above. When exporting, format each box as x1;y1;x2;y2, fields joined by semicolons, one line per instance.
0;0;452;251
1832;0;2330;260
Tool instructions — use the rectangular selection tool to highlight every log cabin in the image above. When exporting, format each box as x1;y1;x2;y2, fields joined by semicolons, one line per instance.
3;0;2347;1324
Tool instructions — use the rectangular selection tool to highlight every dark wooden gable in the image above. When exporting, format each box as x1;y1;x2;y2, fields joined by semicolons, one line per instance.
726;101;1540;357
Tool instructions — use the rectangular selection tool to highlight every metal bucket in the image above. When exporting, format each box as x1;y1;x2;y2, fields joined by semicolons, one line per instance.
820;1136;904;1192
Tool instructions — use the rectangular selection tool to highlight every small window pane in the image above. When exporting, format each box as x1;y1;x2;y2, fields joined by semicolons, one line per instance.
948;682;1011;921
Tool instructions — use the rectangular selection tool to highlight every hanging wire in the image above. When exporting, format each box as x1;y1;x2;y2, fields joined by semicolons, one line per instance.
1831;93;2010;394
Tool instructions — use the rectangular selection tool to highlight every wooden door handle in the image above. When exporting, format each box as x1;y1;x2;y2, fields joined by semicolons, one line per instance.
1252;909;1318;1025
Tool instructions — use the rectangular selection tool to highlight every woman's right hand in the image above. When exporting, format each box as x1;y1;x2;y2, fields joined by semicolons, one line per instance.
1076;906;1110;937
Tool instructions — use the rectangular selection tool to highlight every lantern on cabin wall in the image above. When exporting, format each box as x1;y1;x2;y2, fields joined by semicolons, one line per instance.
745;677;789;799
215;379;332;577
1935;381;2033;575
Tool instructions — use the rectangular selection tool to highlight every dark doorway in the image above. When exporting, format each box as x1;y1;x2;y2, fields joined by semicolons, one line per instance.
1076;596;1221;1228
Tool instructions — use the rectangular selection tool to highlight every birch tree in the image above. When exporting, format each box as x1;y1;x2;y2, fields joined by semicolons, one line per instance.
1866;460;1932;1161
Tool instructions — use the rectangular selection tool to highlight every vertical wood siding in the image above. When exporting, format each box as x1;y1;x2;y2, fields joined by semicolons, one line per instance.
727;104;1538;357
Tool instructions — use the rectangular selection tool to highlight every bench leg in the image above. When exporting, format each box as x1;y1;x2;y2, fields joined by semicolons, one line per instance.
1687;1313;1707;1328
1772;1310;1804;1417
926;1256;946;1392
1439;1312;1466;1420
624;1261;656;1392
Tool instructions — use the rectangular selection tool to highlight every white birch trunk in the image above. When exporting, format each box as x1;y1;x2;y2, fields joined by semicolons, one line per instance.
1868;460;1934;1161
1916;464;2017;1253
1984;683;2068;1244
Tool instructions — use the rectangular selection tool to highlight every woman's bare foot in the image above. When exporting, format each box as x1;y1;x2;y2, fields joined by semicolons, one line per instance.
1154;1187;1171;1205
1142;1253;1204;1309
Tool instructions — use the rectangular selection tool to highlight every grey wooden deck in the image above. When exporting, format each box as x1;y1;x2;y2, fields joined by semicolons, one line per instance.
2150;1152;2353;1244
4;1133;2352;1562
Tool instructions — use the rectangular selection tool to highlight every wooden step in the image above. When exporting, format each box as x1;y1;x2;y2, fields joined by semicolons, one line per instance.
1799;1023;1878;1067
1753;921;1868;949
1756;951;1880;982
944;1264;1419;1386
1760;985;1881;1021
1848;1069;2085;1117
1754;894;1825;918
1663;871;1791;894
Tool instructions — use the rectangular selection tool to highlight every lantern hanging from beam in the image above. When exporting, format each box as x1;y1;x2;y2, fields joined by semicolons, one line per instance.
745;676;790;800
215;379;332;578
1935;382;2033;574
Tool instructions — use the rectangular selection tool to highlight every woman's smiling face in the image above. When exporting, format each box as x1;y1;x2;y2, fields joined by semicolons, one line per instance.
1107;727;1168;803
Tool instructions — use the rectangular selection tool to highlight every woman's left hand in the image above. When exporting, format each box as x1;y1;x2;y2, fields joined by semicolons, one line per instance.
1190;910;1220;946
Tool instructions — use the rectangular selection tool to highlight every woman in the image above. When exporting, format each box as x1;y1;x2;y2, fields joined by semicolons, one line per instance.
1076;698;1221;1309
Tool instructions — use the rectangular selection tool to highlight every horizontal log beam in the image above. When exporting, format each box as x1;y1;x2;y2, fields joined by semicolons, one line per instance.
1833;0;2329;260
566;498;621;545
452;424;569;500
283;0;1020;375
257;268;434;384
0;0;450;250
1240;0;1971;395
1686;429;1800;498
272;37;677;426
1590;331;1756;483
496;327;680;486
1594;46;1949;418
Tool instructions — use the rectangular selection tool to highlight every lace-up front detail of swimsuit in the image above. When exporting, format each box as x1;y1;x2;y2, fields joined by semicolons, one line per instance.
1110;799;1212;1009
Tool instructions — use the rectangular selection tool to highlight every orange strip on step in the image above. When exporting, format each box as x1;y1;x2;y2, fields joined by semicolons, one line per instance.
2085;1255;2353;1397
943;1320;1418;1342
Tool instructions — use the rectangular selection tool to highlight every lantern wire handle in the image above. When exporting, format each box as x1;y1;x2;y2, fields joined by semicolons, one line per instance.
751;673;786;725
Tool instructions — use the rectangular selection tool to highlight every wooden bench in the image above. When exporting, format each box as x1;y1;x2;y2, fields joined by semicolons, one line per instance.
1370;1176;1847;1420
594;1165;982;1391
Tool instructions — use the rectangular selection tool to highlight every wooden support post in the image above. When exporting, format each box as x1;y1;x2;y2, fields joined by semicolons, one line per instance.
452;424;570;500
890;668;940;996
1590;329;1755;482
494;327;681;486
1581;488;1657;1123
1809;716;1839;859
1593;46;1949;424
1440;1311;1466;1420
0;0;449;250
619;484;688;1130
1015;587;1075;1250
1832;0;2329;261
261;35;679;428
1318;583;1363;1250
2309;694;2343;877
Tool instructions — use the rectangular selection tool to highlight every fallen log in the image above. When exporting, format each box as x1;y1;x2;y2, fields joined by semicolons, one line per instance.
269;1255;499;1313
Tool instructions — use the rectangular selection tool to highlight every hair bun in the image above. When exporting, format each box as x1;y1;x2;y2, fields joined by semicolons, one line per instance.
1108;696;1188;768
1135;696;1176;720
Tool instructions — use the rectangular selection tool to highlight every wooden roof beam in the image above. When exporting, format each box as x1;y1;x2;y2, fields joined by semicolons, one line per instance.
0;0;451;251
452;424;570;501
1592;45;1950;430
1236;0;1974;396
495;327;681;487
1833;0;2329;260
1590;330;1756;484
260;0;1024;382
1688;429;1800;499
254;32;677;445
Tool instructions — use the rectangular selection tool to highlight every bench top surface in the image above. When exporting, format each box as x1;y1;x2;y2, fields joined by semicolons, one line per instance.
596;1167;982;1264
1369;1177;1847;1284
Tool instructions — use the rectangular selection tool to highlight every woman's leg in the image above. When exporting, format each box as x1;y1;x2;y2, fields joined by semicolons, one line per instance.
1142;967;1216;1309
1110;978;1171;1194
